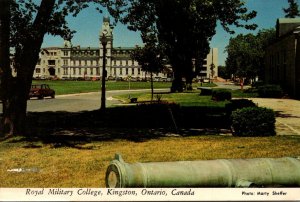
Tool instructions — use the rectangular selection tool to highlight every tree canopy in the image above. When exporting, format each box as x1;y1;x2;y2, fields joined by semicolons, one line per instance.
121;0;257;91
283;0;300;18
225;29;276;82
130;33;166;100
0;0;123;137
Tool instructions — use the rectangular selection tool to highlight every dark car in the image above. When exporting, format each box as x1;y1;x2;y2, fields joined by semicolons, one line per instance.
29;84;55;99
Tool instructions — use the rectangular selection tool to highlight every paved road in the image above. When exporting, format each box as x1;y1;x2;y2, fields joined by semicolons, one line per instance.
0;89;169;113
214;81;250;90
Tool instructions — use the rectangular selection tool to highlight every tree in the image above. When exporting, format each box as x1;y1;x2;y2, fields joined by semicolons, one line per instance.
283;0;300;18
0;0;12;137
121;0;257;92
131;34;166;101
0;0;123;137
225;29;276;83
217;65;231;80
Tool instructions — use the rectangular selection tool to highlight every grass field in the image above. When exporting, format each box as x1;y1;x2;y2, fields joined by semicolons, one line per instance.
1;135;300;187
31;80;218;95
32;80;173;95
115;92;229;107
1;81;297;188
114;89;258;106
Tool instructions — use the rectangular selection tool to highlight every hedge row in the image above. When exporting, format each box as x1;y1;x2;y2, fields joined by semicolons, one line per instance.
257;85;283;98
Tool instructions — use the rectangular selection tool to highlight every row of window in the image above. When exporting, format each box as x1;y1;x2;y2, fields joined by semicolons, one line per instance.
63;67;141;76
37;59;139;67
61;59;138;67
56;67;142;76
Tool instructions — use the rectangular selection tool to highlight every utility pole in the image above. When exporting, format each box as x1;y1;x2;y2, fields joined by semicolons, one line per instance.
100;34;108;111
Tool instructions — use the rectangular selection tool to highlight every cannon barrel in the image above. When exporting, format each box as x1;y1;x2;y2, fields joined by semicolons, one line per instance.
105;154;300;188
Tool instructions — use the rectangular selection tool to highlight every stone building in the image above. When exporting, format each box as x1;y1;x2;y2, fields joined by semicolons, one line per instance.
265;18;300;98
34;17;218;81
199;48;218;80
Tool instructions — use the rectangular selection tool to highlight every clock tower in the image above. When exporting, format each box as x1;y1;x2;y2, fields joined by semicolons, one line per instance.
99;16;113;77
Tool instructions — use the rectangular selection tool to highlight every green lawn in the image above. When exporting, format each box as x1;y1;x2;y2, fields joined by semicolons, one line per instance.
31;80;218;95
116;92;229;107
32;80;172;95
1;135;300;187
114;88;258;107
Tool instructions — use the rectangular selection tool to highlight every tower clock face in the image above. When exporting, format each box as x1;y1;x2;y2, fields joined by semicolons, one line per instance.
103;29;108;35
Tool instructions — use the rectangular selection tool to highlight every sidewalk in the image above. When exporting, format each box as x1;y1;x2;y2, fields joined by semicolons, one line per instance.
250;98;300;136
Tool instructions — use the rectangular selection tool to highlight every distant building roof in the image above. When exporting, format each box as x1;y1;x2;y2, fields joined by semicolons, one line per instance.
276;18;300;37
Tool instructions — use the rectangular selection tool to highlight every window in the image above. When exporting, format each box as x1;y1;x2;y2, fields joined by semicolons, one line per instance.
36;68;41;73
48;60;55;65
64;51;68;56
138;68;141;75
126;68;128;75
63;60;68;66
132;68;135;75
73;68;76;75
120;68;123;75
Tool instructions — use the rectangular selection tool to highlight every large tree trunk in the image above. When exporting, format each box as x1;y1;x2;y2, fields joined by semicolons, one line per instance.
169;54;184;92
185;59;194;91
185;75;193;91
0;0;13;137
150;71;154;101
1;0;56;137
171;69;184;93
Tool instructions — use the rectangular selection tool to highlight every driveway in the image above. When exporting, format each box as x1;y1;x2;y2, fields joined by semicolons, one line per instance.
0;89;170;113
250;98;300;136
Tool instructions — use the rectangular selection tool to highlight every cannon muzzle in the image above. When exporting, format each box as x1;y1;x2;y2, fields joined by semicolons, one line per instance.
105;154;300;188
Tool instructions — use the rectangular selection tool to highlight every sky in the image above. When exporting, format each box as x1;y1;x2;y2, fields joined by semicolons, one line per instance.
42;0;294;66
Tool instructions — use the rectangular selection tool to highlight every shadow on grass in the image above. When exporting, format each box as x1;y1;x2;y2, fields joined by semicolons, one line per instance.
8;105;231;149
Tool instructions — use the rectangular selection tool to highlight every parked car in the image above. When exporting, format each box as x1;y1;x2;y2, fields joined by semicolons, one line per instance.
29;84;55;99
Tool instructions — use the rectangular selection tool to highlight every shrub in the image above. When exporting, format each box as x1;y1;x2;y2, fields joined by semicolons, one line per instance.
231;107;276;137
257;85;283;98
243;87;258;94
251;81;264;88
225;99;257;116
212;89;232;101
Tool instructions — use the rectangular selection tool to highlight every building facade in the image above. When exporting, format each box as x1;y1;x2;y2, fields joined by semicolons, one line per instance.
265;18;300;98
34;17;218;81
199;48;218;79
